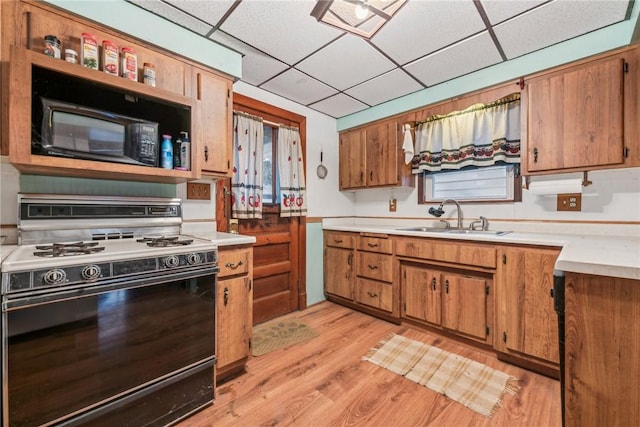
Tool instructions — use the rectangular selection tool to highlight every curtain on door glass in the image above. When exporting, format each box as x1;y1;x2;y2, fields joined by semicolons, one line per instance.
277;125;306;217
231;112;264;219
412;93;521;173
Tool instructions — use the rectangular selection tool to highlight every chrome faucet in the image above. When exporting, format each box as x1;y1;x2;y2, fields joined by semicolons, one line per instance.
470;216;489;231
428;199;463;229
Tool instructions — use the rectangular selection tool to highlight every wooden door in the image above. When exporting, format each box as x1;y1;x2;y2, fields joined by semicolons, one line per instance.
237;209;301;325
527;56;624;172
502;247;559;363
366;120;398;187
324;246;353;300
442;273;488;341
401;264;441;326
339;129;366;189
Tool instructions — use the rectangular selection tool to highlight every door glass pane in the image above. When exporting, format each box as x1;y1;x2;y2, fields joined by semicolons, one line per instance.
263;124;273;204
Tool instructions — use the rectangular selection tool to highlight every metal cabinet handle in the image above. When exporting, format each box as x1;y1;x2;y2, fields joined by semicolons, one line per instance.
431;277;437;291
445;279;449;294
334;239;343;244
533;147;538;163
225;260;243;269
347;253;353;266
367;291;378;298
204;146;209;162
369;171;373;181
367;264;378;270
223;287;229;306
367;243;378;248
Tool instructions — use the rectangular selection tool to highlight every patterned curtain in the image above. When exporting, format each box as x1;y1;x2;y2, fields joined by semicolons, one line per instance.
412;93;521;173
231;112;263;219
277;125;307;217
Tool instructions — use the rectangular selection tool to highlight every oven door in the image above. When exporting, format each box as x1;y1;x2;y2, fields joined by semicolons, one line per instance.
2;267;216;427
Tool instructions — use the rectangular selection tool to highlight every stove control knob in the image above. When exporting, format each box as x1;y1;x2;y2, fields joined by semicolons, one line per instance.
43;269;67;286
81;264;102;281
164;255;180;268
187;253;202;265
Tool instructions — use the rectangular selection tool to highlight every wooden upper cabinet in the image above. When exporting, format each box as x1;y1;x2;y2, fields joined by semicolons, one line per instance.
194;68;233;177
339;116;414;191
339;128;366;190
526;55;625;173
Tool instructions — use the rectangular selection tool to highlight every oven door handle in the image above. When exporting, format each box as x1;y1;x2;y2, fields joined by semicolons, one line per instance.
2;266;218;311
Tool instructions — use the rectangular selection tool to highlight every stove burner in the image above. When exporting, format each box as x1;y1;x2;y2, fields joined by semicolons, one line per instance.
136;236;194;247
34;242;106;258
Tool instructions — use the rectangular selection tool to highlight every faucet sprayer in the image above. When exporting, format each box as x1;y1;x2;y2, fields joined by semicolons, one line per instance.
428;199;463;229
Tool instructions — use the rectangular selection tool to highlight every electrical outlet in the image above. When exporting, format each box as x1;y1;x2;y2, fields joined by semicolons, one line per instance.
186;182;211;200
389;198;397;212
557;193;581;211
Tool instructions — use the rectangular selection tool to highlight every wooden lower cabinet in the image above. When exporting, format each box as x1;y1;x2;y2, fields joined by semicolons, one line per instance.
401;263;491;343
563;273;640;427
216;245;253;383
323;231;355;301
495;246;560;373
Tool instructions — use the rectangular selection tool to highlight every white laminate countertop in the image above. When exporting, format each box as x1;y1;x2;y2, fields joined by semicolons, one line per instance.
323;223;640;281
1;244;17;267
186;231;256;247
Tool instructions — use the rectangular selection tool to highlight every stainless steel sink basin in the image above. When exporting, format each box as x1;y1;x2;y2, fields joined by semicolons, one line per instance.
396;227;449;233
445;229;511;236
396;227;511;236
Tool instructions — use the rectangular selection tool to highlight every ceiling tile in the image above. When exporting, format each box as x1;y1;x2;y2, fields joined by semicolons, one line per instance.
345;68;424;107
165;0;236;27
309;94;369;118
127;0;212;35
260;69;338;106
219;0;342;65
495;0;631;59
371;0;486;65
296;35;395;91
479;0;547;25
405;32;503;87
211;32;289;86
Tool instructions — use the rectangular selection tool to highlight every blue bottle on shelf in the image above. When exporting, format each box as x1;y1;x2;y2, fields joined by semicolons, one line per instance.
160;134;173;170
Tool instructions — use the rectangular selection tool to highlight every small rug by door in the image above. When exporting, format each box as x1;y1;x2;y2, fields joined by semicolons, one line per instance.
252;318;319;356
363;334;519;417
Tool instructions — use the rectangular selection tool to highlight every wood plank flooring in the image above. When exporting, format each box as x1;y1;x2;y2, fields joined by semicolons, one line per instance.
179;302;561;427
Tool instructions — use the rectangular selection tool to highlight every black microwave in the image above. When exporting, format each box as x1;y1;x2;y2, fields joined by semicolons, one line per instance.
34;98;159;167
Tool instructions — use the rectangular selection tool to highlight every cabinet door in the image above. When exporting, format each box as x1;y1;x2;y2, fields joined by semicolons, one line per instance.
527;56;624;172
501;247;559;363
195;68;233;176
401;264;441;326
339;129;366;189
366;120;399;187
324;246;353;300
442;273;488;341
217;276;252;368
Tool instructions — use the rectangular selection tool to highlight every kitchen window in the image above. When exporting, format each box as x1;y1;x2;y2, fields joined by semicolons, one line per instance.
419;164;522;203
262;123;279;205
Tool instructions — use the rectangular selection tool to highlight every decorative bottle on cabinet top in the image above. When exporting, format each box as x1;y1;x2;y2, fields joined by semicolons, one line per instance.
160;135;173;170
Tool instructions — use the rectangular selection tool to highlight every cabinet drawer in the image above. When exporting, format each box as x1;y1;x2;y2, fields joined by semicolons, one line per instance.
325;231;355;249
395;238;496;268
356;252;394;282
355;278;393;312
358;236;393;254
218;248;250;278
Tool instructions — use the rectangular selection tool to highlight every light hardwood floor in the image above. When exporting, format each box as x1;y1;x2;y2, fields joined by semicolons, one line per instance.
180;301;561;427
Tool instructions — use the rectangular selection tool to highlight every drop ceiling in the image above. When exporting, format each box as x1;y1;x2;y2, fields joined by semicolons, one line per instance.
127;0;635;119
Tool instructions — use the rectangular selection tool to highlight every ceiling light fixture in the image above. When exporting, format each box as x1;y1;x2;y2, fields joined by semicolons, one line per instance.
310;0;407;39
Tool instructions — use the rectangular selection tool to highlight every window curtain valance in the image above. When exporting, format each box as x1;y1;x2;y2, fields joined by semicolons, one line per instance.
277;124;307;217
412;93;521;174
231;111;264;219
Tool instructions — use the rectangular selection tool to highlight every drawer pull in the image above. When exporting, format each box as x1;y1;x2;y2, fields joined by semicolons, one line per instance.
223;287;230;306
367;264;378;270
367;291;378;298
367;243;379;248
334;239;343;244
225;260;244;269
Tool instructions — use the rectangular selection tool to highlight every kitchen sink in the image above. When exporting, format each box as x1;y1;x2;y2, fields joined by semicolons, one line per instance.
396;227;511;236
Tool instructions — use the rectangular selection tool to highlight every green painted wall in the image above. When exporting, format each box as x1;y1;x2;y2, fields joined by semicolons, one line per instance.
306;223;326;306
